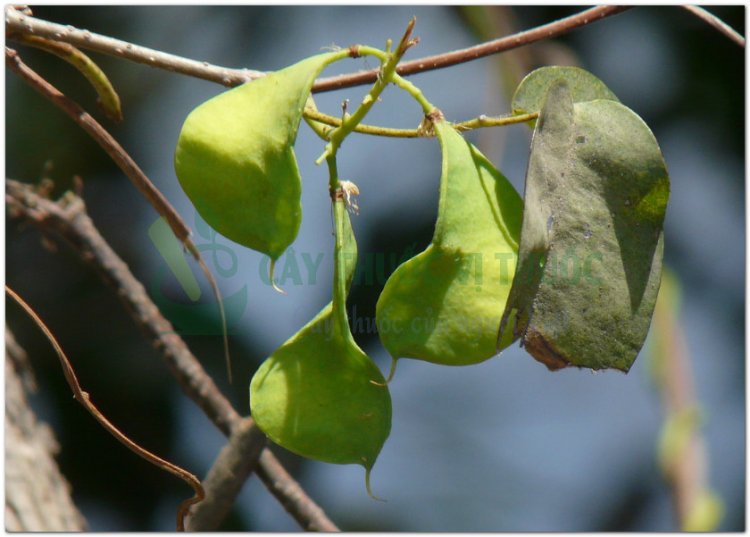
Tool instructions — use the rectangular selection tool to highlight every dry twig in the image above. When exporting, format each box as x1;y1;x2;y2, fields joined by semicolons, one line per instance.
5;5;262;86
5;46;192;250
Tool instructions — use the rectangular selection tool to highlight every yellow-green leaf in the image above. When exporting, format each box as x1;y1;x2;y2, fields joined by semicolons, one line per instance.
250;199;391;476
174;52;340;260
376;120;523;368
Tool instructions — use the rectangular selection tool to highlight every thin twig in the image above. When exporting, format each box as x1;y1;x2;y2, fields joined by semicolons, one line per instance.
682;5;745;47
5;45;233;385
305;107;419;138
6;179;339;532
5;5;631;93
5;285;205;531
317;18;419;167
4;5;262;87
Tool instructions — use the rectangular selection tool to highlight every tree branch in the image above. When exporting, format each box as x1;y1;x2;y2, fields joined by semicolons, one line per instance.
682;5;745;47
6;179;339;532
313;5;632;92
6;5;631;93
5;5;262;87
5;328;87;531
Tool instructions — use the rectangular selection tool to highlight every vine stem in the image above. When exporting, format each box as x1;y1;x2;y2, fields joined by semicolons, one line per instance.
305;107;538;138
5;5;632;93
5;285;205;531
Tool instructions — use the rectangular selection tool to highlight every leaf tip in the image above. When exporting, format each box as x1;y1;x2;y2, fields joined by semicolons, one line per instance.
269;259;287;295
365;466;387;503
385;357;398;384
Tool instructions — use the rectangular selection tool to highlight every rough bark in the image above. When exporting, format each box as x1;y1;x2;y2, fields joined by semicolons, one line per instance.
5;328;87;531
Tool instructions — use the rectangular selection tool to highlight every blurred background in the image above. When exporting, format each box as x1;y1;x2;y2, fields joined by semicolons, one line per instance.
5;5;744;531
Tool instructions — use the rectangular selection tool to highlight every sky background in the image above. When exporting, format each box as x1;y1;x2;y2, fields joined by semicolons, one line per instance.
5;5;745;531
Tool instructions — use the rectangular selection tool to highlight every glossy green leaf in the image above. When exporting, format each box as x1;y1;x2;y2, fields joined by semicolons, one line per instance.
499;80;669;372
250;199;391;479
512;66;618;126
174;52;339;261
376;120;523;369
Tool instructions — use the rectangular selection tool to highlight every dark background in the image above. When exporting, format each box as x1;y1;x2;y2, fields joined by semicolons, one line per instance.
6;5;744;531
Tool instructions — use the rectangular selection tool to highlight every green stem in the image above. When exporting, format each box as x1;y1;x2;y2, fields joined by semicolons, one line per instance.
331;198;350;337
304;107;538;138
455;112;538;130
315;45;403;165
305;107;418;138
391;73;436;114
326;154;340;193
302;97;334;141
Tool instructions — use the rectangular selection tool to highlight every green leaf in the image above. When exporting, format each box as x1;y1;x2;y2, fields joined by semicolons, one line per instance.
512;66;618;126
250;199;391;478
174;52;340;261
499;80;669;373
376;120;523;369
